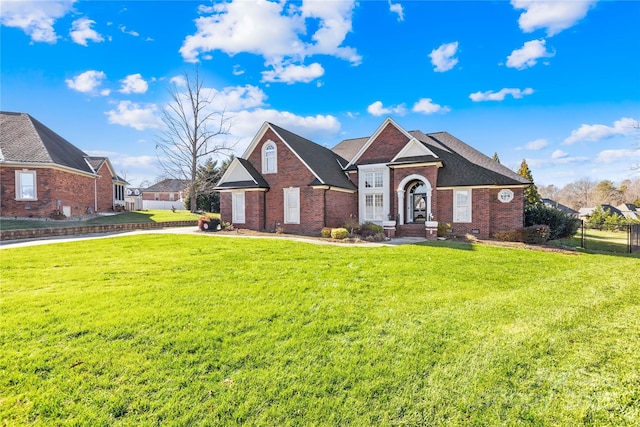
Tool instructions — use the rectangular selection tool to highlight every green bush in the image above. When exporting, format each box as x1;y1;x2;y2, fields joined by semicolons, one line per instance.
437;222;451;238
359;222;383;237
525;204;580;240
320;227;332;238
330;228;349;240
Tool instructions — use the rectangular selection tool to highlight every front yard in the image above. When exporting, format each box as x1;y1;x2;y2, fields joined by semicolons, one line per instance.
1;235;639;425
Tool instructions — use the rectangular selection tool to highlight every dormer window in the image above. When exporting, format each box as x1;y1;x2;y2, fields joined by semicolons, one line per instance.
262;141;277;174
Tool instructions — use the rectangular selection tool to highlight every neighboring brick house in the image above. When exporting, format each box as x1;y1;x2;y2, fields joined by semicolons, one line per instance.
0;111;127;219
141;179;190;210
215;117;531;239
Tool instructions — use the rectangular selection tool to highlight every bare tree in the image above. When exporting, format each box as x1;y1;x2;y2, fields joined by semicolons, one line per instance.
156;67;234;212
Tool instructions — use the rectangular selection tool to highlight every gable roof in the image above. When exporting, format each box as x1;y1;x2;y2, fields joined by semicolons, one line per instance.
143;179;191;193
214;158;270;190
332;121;530;187
543;198;578;215
268;123;355;190
0;111;95;175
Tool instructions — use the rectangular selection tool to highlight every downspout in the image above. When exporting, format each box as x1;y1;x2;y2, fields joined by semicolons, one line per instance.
94;177;98;213
323;188;327;228
263;189;268;231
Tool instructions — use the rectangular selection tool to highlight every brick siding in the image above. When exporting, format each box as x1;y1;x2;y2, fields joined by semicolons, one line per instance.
1;166;97;218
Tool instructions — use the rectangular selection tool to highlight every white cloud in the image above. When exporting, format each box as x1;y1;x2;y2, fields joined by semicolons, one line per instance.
232;109;341;155
169;76;187;87
506;39;554;70
65;70;107;94
367;101;407;117
518;138;548;150
596;149;637;164
564;117;637;144
119;25;139;37
204;85;267;111
551;149;567;159
469;87;534;102
512;0;597;37
106;101;163;130
429;42;459;72
232;65;245;76
262;62;324;84
69;17;103;46
389;1;404;22
119;74;148;94
0;0;74;43
412;98;450;114
179;0;360;83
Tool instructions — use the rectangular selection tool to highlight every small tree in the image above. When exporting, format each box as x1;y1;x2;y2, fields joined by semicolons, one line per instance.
492;152;501;163
517;159;541;206
156;67;234;212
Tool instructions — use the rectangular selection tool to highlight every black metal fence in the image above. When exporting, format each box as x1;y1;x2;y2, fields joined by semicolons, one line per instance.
579;221;640;254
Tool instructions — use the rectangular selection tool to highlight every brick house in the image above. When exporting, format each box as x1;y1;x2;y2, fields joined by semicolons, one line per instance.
215;117;530;239
141;179;190;210
0;111;127;219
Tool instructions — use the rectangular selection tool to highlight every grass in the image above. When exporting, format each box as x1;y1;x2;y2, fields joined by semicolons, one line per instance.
551;228;631;254
0;210;211;231
1;235;639;425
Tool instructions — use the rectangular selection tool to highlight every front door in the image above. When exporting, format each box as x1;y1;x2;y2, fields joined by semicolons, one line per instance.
412;193;426;222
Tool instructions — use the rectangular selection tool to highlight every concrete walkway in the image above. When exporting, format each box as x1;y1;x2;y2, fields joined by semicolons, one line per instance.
0;227;427;249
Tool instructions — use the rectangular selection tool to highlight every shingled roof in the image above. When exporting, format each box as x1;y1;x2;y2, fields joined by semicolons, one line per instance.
331;128;529;187
214;158;270;190
143;179;191;193
269;123;356;190
0;111;95;174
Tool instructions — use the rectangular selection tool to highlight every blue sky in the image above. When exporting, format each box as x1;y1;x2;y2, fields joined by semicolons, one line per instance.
1;0;639;187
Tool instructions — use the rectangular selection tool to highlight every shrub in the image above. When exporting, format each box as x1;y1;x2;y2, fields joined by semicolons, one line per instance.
363;232;386;242
341;218;361;235
525;204;580;240
359;222;383;237
437;222;451;238
331;228;349;239
520;224;550;244
493;230;521;242
320;227;333;238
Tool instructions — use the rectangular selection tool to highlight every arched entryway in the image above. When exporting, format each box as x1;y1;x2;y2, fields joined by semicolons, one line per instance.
396;174;433;225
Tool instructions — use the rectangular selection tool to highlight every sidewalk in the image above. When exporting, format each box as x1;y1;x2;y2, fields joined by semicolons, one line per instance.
0;227;427;249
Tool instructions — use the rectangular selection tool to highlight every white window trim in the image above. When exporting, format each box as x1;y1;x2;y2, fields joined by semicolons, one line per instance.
358;164;389;224
364;193;385;222
262;140;277;174
15;170;37;201
454;189;472;223
283;187;300;224
232;191;245;224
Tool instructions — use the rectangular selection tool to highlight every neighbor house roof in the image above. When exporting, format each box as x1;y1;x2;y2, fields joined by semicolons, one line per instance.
543;198;578;215
269;123;356;190
0;111;95;175
143;179;191;193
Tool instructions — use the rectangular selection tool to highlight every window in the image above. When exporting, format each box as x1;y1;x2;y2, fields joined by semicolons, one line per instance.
454;189;472;222
262;142;277;174
364;171;383;188
284;187;300;224
169;193;175;201
232;192;245;223
154;193;159;201
364;194;384;221
15;170;37;201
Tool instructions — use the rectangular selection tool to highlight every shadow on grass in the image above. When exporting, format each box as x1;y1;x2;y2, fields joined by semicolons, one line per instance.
1;211;155;230
415;240;475;251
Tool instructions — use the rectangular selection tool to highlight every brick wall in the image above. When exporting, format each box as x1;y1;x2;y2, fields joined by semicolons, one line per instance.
391;165;439;219
358;123;410;164
1;166;96;218
325;190;357;228
142;192;182;202
489;188;525;235
95;163;114;212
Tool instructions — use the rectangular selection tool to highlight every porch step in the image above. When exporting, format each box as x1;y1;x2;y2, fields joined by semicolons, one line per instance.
396;224;425;238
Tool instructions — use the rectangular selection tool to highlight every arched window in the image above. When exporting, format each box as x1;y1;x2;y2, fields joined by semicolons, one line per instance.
262;142;277;173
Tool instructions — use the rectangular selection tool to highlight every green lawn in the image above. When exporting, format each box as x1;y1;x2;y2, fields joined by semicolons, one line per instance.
0;210;210;231
1;236;639;426
552;228;632;254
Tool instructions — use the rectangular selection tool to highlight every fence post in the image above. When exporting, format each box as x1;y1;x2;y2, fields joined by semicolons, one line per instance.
581;220;585;249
